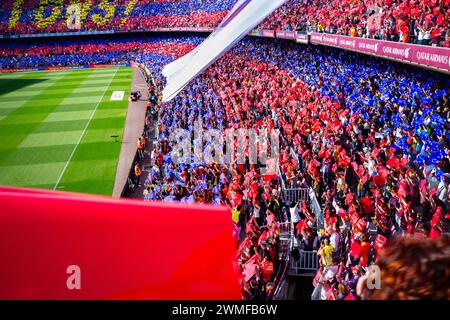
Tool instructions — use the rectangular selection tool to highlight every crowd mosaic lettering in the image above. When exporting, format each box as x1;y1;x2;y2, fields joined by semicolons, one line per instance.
6;0;138;30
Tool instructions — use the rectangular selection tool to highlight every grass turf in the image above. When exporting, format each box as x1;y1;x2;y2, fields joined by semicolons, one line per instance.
0;67;133;195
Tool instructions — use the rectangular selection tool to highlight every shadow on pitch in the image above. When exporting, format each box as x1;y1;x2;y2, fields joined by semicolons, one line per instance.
0;78;49;96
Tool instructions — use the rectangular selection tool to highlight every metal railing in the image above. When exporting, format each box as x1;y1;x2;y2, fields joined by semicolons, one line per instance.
278;147;322;279
289;249;320;276
308;187;324;230
283;187;309;204
267;220;292;300
288;146;325;230
278;221;290;239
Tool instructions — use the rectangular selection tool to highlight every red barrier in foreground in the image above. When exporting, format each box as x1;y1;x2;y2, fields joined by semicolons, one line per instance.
0;186;241;300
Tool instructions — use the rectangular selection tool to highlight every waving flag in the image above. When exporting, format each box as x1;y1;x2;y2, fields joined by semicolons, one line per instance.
162;0;288;102
162;0;249;79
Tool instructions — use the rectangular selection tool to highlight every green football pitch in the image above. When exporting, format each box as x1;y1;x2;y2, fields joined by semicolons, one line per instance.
0;67;133;195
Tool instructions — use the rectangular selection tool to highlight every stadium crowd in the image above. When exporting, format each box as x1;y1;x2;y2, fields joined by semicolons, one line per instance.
1;0;449;47
0;36;199;68
135;38;450;299
1;35;448;299
141;55;289;300
0;0;233;34
234;39;449;299
260;0;450;47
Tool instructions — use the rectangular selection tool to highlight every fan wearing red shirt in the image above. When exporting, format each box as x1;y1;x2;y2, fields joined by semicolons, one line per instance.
259;255;274;283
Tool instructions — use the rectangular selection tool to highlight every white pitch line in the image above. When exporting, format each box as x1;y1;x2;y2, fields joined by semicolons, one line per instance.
53;67;119;190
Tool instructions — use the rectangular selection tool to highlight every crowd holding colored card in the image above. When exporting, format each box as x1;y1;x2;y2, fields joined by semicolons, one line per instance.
1;32;447;299
0;0;234;34
1;0;449;47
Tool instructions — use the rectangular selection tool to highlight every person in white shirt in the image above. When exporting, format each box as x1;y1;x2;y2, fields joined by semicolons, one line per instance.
437;174;449;203
253;201;262;226
329;227;340;253
289;202;301;226
416;24;425;45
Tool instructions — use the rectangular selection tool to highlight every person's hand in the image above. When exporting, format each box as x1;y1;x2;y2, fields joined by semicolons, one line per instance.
356;273;368;298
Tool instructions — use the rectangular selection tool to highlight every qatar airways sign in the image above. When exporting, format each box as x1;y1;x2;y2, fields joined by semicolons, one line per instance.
310;33;339;46
276;30;296;40
275;31;309;44
415;49;449;67
262;30;276;38
310;33;450;72
381;42;413;59
357;40;380;53
296;33;309;44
